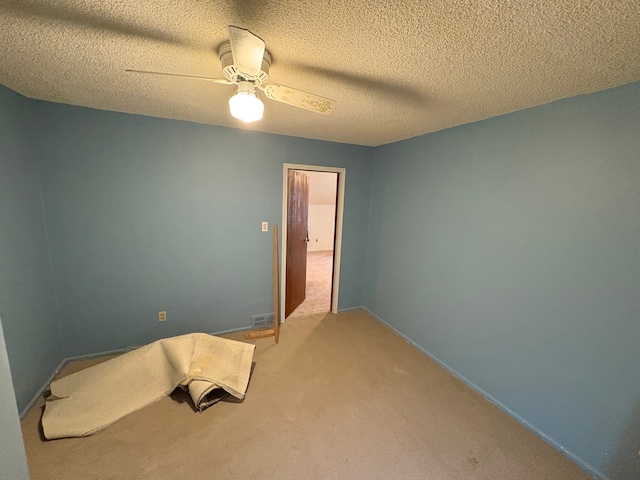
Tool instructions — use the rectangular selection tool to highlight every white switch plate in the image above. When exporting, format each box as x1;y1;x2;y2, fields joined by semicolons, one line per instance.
158;311;167;322
261;222;268;232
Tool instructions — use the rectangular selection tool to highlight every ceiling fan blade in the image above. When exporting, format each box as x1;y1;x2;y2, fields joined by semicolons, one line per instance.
228;25;265;79
126;70;234;85
259;84;336;115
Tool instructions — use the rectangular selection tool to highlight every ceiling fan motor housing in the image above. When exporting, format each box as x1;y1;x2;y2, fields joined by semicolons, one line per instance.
218;40;271;84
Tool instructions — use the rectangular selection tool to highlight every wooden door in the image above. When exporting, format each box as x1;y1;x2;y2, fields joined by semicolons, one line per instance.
285;170;309;317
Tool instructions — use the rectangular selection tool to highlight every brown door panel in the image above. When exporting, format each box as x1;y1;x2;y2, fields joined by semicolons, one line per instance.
285;170;309;317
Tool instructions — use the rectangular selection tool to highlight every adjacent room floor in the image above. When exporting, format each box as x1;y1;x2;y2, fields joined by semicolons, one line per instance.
21;310;591;480
288;250;333;318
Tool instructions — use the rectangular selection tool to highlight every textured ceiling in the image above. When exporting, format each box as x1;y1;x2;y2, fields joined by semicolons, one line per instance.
1;1;639;146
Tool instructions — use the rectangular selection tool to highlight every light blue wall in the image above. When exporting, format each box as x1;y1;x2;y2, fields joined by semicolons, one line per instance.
0;316;30;479
2;78;637;479
364;82;640;479
35;103;373;357
0;85;64;413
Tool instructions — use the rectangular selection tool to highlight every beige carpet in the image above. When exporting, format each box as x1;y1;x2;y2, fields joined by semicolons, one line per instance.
42;333;255;439
21;310;592;479
288;250;333;318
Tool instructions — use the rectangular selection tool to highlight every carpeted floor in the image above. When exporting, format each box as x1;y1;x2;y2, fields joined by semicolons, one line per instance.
21;310;592;480
288;250;333;318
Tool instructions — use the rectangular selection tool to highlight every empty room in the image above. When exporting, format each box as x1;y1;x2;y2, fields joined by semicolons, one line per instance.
0;2;638;480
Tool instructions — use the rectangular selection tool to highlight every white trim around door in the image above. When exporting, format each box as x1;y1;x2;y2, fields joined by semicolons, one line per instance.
281;163;346;324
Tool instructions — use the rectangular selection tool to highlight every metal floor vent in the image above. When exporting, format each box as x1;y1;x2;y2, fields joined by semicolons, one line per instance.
251;313;275;329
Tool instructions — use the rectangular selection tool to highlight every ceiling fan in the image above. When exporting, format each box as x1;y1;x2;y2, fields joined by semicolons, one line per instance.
127;26;336;123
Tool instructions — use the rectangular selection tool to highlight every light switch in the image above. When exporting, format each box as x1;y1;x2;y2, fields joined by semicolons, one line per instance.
261;222;268;232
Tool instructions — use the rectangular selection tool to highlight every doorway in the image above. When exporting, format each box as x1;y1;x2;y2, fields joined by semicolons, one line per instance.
281;164;346;324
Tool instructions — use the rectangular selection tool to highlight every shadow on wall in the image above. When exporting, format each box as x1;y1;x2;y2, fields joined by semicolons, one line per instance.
608;394;640;479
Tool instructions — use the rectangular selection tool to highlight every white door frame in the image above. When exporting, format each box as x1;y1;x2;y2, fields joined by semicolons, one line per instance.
281;163;346;324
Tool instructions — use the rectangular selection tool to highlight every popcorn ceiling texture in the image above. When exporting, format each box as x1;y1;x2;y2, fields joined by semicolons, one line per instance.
0;0;638;146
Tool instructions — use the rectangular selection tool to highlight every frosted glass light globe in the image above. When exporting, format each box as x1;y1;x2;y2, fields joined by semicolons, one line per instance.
229;89;264;123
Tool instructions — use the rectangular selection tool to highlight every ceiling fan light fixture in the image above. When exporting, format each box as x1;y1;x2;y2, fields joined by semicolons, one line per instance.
229;81;264;123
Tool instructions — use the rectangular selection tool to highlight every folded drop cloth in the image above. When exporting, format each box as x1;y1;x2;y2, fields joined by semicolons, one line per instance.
42;333;255;439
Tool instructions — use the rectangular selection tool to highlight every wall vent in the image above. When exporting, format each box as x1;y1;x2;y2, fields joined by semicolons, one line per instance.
251;313;274;329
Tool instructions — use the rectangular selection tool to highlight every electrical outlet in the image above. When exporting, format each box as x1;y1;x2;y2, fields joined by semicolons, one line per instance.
158;311;167;322
261;222;268;232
